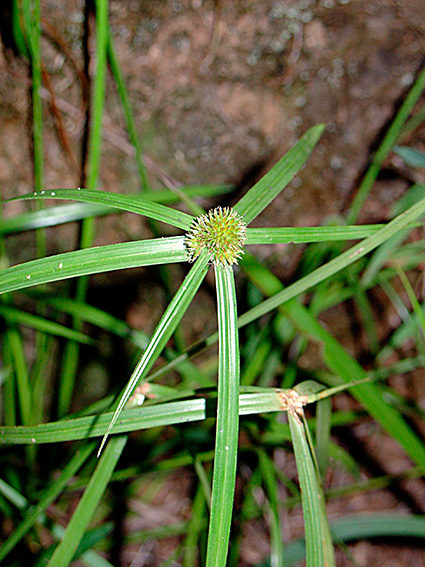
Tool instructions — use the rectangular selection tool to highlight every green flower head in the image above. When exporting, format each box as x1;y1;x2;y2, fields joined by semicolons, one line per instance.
185;207;247;267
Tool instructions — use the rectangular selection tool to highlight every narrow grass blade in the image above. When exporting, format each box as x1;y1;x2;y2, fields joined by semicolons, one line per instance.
58;340;80;419
74;0;110;268
315;397;332;476
0;390;286;445
288;412;335;567
0;186;229;236
0;202;113;236
330;512;425;540
362;230;410;286
6;188;194;230
283;513;425;566
0;236;186;295
0;303;96;345
97;252;210;455
20;0;46;260
85;0;108;192
3;328;31;425
347;62;425;223
46;436;127;567
239;194;425;328
0;441;97;562
394;262;425;337
183;483;209;567
107;32;149;191
206;264;240;567
234;124;324;225
346;269;379;354
241;253;425;471
21;0;44;211
245;224;386;245
258;449;284;567
394;145;425;167
1;337;17;426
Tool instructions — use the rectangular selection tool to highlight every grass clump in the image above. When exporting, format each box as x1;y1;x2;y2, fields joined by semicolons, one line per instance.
1;4;425;567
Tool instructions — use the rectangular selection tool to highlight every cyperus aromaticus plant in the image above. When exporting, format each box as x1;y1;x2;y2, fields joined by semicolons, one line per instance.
3;124;425;567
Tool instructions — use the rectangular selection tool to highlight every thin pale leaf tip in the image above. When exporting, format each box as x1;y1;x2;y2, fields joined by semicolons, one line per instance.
97;429;111;457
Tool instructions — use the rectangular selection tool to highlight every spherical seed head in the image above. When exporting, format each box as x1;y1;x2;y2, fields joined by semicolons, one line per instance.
185;207;247;267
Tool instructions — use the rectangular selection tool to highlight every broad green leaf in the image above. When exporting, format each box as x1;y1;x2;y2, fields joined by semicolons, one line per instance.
0;236;186;295
234;124;325;224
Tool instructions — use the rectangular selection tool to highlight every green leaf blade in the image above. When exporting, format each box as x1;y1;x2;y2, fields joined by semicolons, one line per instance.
6;188;194;230
240;194;425;328
97;252;210;455
234;124;325;225
46;436;127;567
0;303;96;345
289;413;335;567
206;264;240;567
0;236;186;295
246;224;386;245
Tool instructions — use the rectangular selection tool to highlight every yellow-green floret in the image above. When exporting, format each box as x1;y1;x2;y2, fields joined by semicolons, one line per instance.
184;207;247;267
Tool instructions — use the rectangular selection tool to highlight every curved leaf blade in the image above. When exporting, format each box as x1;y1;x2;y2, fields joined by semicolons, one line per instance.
6;188;194;230
0;236;186;295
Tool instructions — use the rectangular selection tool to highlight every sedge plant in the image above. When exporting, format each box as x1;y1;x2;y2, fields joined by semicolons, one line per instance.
2;123;425;566
2;2;425;563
